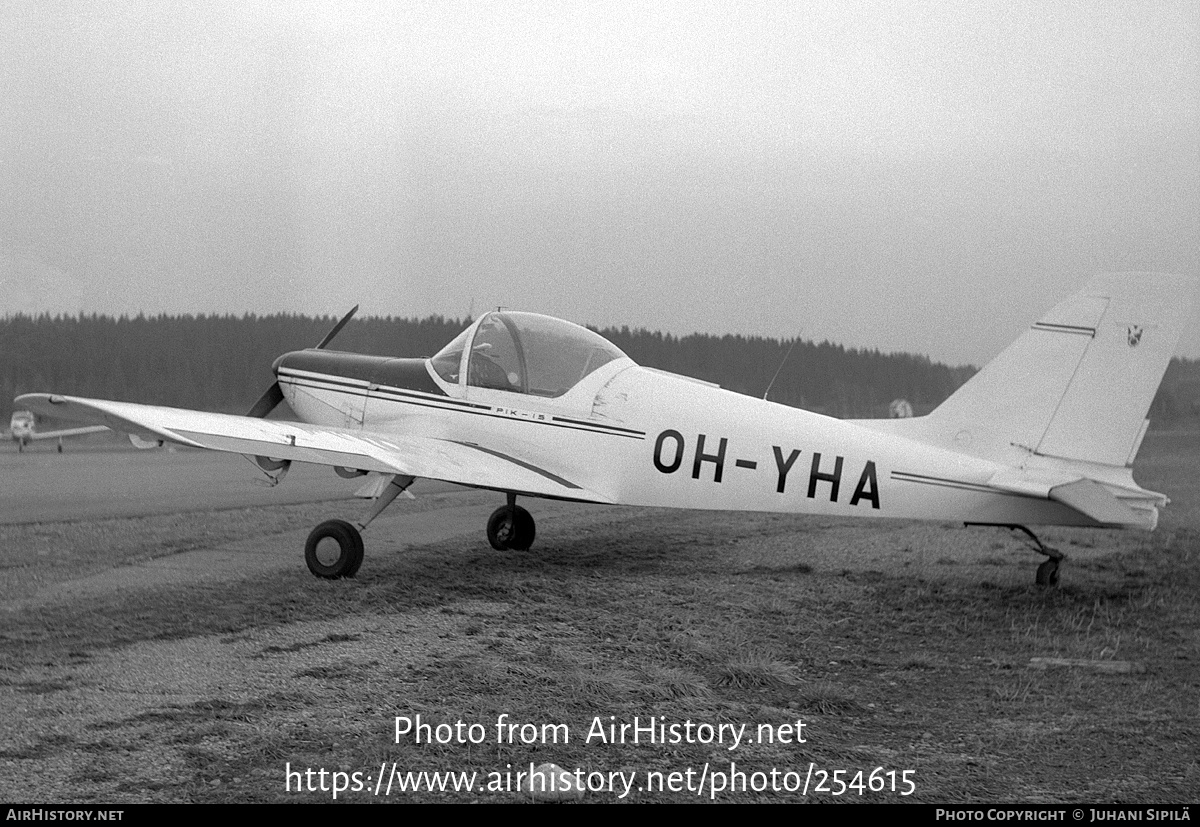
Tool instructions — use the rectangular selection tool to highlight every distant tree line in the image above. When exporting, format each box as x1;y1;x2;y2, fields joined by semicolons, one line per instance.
2;312;1195;426
1151;358;1200;424
600;326;973;417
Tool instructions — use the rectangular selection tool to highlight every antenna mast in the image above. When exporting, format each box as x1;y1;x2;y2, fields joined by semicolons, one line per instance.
763;336;799;401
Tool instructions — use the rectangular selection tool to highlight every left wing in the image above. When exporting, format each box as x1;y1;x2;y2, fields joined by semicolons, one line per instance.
15;394;611;504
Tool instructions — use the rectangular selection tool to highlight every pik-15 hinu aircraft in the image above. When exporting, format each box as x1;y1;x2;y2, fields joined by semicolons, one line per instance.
16;273;1195;586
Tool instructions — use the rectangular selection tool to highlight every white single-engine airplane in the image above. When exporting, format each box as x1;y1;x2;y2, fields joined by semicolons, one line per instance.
15;273;1195;586
4;410;108;452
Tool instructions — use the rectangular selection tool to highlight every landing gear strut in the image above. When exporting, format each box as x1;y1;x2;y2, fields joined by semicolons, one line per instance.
303;474;414;579
487;493;536;551
967;523;1065;587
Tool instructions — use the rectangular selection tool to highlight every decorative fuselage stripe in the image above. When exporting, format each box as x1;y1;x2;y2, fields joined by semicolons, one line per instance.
1031;322;1096;337
280;366;370;386
450;441;583;489
278;369;490;410
890;471;1046;500
550;415;645;436
277;369;646;440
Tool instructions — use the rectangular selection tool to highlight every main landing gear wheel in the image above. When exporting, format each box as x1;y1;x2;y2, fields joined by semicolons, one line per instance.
305;519;364;579
487;505;536;551
1036;558;1060;588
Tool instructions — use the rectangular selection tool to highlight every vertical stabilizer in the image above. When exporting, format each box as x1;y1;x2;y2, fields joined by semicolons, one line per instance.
922;273;1195;467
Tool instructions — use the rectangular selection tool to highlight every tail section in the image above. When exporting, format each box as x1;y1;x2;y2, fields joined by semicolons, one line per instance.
888;273;1195;468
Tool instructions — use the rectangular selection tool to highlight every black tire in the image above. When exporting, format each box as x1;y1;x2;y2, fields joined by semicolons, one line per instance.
1035;559;1060;588
487;505;536;551
487;506;512;550
508;506;536;551
305;519;364;579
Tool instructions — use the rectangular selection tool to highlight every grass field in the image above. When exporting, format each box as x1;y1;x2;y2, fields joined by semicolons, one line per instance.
0;431;1197;803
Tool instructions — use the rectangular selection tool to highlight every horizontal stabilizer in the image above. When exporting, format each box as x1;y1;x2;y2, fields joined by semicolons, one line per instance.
1048;479;1142;527
986;467;1078;499
986;467;1159;529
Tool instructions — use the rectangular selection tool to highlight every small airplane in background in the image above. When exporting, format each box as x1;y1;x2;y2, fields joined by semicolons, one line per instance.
4;409;109;452
16;273;1196;587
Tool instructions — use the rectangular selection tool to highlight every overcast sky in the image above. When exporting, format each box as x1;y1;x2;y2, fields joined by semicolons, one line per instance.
2;0;1197;365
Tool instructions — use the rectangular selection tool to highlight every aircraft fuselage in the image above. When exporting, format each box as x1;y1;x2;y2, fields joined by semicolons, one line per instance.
275;352;1091;528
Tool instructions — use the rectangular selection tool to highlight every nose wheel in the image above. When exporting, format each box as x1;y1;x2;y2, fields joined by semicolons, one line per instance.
487;502;536;551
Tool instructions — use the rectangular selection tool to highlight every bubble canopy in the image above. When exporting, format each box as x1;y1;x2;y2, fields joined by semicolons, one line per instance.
430;311;628;398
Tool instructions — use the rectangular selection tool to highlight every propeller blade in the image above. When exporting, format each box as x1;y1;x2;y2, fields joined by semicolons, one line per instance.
247;381;285;418
315;304;359;350
246;305;357;419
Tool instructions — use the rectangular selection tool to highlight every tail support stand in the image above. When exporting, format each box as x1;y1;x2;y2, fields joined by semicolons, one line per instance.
965;523;1066;587
357;475;416;531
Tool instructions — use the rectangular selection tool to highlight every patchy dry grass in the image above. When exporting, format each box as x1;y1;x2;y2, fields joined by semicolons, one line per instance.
1;503;1198;804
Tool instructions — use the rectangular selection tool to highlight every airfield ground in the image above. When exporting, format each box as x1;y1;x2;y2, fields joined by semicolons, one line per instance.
0;432;1197;803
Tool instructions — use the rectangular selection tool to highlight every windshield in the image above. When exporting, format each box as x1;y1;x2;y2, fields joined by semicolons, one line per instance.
430;311;627;397
468;314;526;391
430;327;470;383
